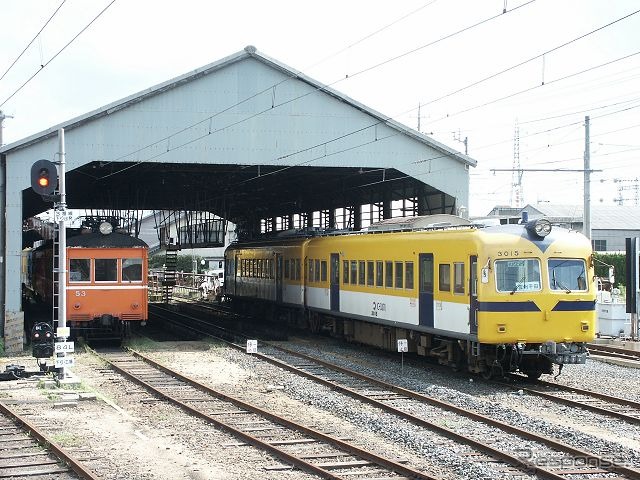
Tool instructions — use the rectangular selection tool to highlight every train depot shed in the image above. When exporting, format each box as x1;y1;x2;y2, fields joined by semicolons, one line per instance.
0;45;475;349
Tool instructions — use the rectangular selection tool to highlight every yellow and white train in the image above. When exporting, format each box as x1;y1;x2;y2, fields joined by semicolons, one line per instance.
224;215;596;378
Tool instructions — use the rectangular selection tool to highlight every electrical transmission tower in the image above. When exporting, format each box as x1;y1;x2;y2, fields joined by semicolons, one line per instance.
510;123;523;208
614;178;639;206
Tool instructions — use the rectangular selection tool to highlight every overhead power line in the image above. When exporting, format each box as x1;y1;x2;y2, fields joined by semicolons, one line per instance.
0;0;118;109
0;0;67;83
97;1;535;174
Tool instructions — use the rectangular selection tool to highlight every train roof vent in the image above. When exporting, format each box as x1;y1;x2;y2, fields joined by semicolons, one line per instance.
363;214;472;233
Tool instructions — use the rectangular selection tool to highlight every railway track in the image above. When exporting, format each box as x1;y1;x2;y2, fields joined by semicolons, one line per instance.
150;304;640;480
0;399;102;480
96;348;439;480
499;376;640;425
587;343;640;362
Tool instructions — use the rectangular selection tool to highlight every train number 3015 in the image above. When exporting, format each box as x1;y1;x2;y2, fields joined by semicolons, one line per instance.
497;250;520;257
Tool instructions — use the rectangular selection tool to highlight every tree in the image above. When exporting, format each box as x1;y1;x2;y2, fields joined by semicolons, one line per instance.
593;252;626;288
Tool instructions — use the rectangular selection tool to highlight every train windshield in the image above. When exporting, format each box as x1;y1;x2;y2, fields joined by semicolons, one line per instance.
495;258;541;293
548;259;588;292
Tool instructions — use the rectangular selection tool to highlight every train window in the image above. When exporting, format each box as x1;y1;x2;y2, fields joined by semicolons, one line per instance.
495;259;541;293
548;258;587;292
309;259;314;283
343;260;349;284
321;261;327;282
405;262;414;290
295;259;301;280
358;261;365;285
122;258;142;282
284;259;290;279
315;259;321;282
367;261;374;286
395;262;404;288
453;262;465;294
376;261;383;287
439;264;451;292
69;259;90;282
95;258;118;282
350;261;357;285
268;259;274;279
385;261;393;288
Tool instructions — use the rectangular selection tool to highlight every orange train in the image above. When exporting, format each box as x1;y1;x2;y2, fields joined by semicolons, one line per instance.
26;223;149;339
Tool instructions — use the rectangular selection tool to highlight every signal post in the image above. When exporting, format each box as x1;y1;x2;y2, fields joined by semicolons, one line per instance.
30;128;76;382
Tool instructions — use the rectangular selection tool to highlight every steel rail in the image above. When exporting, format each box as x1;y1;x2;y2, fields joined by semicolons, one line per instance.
151;306;640;480
0;399;103;480
98;349;438;480
498;376;640;425
587;343;640;361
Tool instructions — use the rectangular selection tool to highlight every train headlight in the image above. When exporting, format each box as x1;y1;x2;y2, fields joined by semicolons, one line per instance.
99;222;113;235
526;218;552;238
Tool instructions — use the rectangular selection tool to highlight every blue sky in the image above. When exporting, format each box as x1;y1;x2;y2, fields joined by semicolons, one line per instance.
1;0;639;216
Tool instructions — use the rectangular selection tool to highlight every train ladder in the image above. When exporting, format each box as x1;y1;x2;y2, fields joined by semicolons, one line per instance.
52;222;60;330
162;245;179;303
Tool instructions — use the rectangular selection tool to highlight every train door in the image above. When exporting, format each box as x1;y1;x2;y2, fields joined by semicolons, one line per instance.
419;253;434;327
330;253;340;311
469;255;478;335
275;254;283;303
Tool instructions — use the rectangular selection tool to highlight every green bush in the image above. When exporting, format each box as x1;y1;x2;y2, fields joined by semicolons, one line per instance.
593;252;626;288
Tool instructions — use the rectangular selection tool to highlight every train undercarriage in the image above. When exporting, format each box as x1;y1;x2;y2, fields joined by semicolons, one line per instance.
230;297;587;379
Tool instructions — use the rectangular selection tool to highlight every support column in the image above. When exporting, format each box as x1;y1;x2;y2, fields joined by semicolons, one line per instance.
353;205;362;231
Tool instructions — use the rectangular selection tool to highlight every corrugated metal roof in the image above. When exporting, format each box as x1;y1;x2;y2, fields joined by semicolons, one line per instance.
0;46;476;169
524;204;640;230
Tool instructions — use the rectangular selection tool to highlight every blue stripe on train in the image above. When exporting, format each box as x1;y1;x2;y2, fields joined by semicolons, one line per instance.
478;302;540;312
551;300;596;311
478;300;596;312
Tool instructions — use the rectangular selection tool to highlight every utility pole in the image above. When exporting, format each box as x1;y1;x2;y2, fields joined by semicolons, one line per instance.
511;123;522;208
583;116;591;240
0;111;14;146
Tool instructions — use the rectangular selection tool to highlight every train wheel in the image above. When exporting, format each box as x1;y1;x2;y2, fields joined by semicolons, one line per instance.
525;370;543;380
481;367;494;380
308;312;321;334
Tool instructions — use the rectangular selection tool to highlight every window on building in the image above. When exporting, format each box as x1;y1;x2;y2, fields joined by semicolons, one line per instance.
592;239;606;251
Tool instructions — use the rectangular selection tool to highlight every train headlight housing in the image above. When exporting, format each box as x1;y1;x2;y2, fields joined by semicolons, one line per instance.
526;218;552;238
